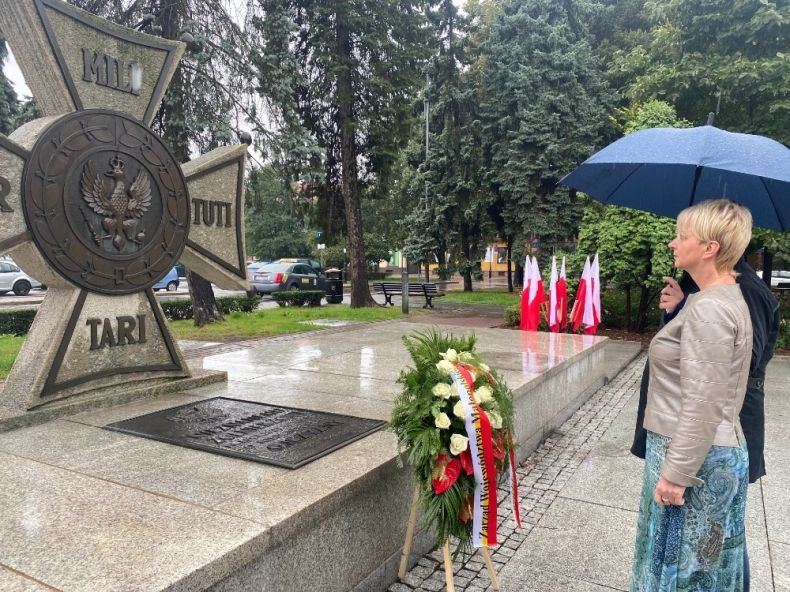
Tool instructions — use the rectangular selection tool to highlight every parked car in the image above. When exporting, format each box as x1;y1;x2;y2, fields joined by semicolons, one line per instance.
248;261;327;295
152;267;180;291
0;260;43;296
273;258;322;274
246;260;271;282
756;269;790;287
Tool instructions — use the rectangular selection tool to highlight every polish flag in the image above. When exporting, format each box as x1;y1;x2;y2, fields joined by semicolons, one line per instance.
571;257;591;333
520;256;545;331
519;255;531;331
548;256;568;332
587;253;601;335
558;256;568;330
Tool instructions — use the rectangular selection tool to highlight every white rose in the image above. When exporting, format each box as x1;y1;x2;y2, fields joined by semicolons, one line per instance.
488;410;503;430
480;363;490;373
450;433;469;455
476;385;493;403
453;400;467;419
432;383;452;399
436;359;455;375
434;412;451;430
449;383;460;398
440;348;459;363
459;351;474;362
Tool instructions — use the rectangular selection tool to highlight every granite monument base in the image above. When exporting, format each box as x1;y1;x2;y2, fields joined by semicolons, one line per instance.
0;322;640;592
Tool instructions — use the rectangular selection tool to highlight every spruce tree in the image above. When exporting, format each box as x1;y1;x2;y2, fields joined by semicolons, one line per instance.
479;0;613;267
0;37;19;135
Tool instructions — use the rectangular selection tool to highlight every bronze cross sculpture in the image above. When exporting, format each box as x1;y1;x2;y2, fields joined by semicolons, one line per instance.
0;0;248;416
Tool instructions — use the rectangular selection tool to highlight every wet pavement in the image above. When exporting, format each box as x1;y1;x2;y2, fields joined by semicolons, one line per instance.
390;353;790;592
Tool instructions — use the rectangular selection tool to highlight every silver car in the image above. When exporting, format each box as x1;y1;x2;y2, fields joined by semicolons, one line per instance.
248;262;327;295
0;260;43;295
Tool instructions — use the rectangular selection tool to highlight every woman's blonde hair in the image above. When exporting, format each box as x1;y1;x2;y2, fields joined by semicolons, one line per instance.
677;199;752;272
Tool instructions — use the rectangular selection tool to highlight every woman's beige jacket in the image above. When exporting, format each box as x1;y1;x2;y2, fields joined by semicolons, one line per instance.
644;284;752;487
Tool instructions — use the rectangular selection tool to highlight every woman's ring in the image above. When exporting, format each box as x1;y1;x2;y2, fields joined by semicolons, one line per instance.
661;497;670;504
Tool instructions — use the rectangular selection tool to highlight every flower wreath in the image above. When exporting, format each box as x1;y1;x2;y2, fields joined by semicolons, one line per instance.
390;330;521;551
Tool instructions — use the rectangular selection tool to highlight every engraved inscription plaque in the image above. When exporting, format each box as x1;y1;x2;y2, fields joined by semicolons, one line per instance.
104;397;387;469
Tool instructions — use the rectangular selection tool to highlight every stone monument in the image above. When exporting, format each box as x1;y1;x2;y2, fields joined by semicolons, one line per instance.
0;0;248;419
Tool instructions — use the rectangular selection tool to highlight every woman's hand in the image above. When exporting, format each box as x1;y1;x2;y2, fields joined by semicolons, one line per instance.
658;276;684;314
654;476;686;506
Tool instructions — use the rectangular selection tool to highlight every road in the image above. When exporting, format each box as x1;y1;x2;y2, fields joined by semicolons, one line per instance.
0;284;285;310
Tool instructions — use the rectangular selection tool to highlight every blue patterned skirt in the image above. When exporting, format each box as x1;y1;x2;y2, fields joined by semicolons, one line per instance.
631;431;748;592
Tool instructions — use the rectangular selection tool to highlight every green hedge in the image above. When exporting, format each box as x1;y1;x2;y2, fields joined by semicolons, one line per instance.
271;290;325;307
0;308;37;336
160;295;259;320
0;296;260;335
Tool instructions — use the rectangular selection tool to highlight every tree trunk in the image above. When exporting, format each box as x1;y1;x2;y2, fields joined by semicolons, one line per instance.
424;263;430;282
625;285;632;331
158;2;224;325
336;15;375;307
461;227;473;292
187;270;224;327
636;284;651;332
506;236;513;292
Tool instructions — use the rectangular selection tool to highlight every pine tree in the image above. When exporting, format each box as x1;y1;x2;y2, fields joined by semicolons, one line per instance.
479;0;613;274
0;36;20;135
403;0;488;290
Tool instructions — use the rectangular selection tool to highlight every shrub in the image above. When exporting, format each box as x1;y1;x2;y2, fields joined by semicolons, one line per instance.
0;308;37;336
155;296;260;321
270;290;325;307
504;303;520;327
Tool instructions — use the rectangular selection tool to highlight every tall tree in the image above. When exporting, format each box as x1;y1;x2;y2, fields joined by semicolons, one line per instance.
0;36;20;134
404;0;484;289
73;0;259;325
612;0;790;143
479;0;614;289
251;0;430;306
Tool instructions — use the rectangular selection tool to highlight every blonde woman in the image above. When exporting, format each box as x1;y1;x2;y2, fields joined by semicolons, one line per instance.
631;199;753;591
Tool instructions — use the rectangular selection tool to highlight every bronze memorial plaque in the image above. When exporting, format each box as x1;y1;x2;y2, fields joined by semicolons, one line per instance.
105;398;387;469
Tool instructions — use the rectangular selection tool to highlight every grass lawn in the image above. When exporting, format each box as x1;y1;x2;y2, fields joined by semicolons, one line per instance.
169;304;410;341
0;334;25;380
442;289;519;306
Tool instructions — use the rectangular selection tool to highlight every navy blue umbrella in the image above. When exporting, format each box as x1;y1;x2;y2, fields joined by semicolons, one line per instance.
560;125;790;230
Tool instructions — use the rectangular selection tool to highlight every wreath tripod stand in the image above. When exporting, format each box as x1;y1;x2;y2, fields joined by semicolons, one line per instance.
398;485;501;592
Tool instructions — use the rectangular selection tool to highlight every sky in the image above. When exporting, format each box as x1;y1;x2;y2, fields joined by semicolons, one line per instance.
3;49;29;100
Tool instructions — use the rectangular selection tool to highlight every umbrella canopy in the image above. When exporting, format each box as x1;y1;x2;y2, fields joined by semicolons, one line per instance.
560;125;790;230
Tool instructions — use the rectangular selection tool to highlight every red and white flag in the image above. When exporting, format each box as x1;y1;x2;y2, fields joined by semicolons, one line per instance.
558;256;568;330
548;256;568;332
520;256;545;331
589;253;601;335
571;256;591;333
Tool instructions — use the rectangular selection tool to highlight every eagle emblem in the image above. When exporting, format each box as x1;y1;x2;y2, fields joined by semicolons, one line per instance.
81;155;152;251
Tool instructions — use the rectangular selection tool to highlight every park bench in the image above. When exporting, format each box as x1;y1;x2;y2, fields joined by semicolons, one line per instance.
774;282;790;299
372;282;446;309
